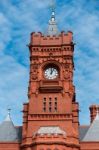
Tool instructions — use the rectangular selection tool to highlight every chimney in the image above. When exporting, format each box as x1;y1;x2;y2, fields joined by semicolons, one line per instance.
89;105;99;123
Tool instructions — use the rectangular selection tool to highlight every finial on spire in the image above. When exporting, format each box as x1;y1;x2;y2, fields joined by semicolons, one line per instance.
8;108;11;115
50;0;56;22
50;0;55;11
5;108;12;121
47;0;59;36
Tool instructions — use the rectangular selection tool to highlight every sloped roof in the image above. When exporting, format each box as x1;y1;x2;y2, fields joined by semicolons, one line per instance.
0;113;19;142
16;126;22;141
82;113;99;141
79;126;89;141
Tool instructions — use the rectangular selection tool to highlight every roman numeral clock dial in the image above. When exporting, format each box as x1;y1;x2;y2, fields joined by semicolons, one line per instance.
44;67;58;80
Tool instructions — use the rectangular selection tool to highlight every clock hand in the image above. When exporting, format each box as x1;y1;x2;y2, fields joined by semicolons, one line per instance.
49;68;52;75
50;68;53;75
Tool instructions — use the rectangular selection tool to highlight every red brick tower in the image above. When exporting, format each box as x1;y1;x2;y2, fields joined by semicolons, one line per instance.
21;5;80;150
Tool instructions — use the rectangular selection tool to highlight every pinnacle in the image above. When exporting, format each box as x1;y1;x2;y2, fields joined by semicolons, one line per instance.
4;108;12;122
47;0;59;36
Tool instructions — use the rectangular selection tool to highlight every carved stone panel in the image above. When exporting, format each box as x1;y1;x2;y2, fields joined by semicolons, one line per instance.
63;69;70;80
30;65;38;81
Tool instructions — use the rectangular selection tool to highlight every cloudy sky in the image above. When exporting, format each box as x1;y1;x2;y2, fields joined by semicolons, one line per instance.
0;0;99;125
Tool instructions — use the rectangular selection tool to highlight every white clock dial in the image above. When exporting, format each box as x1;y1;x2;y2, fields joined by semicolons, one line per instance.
44;67;58;79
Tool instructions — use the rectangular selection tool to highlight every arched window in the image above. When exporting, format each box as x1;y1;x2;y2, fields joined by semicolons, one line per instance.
49;97;52;112
43;98;46;112
54;97;57;112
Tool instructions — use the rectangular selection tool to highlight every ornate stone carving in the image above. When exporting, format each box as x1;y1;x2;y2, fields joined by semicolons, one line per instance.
63;69;70;80
31;65;38;80
31;71;38;80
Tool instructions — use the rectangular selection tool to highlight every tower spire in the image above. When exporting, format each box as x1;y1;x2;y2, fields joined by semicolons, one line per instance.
50;0;55;22
47;0;59;36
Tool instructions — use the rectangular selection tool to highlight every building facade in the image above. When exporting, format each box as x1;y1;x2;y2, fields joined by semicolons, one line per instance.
0;6;99;150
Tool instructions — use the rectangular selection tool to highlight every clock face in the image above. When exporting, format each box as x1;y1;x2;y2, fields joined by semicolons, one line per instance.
44;67;58;79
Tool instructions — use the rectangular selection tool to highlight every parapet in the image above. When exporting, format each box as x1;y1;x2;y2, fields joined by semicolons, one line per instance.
30;31;73;46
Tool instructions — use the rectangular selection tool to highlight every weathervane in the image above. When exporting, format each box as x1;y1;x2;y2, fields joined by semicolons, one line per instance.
49;0;56;22
50;0;56;11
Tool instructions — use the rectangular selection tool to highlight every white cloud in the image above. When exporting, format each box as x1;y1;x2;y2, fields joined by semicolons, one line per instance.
0;13;12;50
0;52;29;124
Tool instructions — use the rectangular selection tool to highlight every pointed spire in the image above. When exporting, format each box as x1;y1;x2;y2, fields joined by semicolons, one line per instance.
0;108;19;141
5;108;12;122
50;0;55;22
47;0;59;36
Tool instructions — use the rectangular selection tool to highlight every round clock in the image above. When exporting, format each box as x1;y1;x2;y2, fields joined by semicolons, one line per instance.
44;67;58;79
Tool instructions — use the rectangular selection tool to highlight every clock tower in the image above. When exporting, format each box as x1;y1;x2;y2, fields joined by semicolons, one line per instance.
21;5;80;150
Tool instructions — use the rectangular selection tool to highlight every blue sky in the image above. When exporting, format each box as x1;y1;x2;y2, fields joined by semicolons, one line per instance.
0;0;99;125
